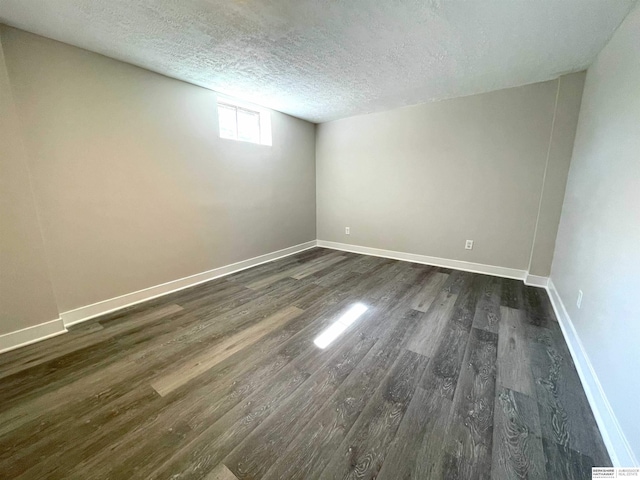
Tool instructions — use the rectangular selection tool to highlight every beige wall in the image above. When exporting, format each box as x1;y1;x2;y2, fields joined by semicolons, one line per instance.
0;35;59;335
317;76;583;273
1;26;316;314
551;4;640;459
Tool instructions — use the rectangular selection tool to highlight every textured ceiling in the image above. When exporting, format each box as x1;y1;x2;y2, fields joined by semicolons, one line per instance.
0;0;636;123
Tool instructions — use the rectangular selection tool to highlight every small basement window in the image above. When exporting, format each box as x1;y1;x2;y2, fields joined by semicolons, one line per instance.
217;100;271;146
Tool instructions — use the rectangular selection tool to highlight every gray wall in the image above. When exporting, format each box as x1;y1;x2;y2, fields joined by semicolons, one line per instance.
551;5;640;458
1;26;316;317
528;72;586;276
0;35;59;335
317;76;584;273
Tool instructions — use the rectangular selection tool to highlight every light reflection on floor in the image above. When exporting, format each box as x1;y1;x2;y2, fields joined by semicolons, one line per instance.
313;303;369;349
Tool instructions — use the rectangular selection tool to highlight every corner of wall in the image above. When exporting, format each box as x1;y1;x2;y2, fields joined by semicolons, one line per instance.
527;72;586;277
0;29;61;344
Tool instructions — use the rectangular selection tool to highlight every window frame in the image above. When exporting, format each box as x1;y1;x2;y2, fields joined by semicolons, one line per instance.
217;100;271;146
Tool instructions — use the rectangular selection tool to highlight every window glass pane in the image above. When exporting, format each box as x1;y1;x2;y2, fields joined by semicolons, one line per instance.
237;108;261;144
218;104;237;140
260;111;272;146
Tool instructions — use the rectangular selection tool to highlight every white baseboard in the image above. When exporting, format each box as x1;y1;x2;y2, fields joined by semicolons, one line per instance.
546;279;637;467
524;274;549;287
0;318;66;354
60;240;317;327
316;240;527;280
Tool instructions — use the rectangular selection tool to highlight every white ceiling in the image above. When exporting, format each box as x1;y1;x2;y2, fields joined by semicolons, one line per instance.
0;0;636;123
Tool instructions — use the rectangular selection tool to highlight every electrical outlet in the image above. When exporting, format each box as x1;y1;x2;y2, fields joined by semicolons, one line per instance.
465;240;473;250
577;290;583;308
345;227;350;235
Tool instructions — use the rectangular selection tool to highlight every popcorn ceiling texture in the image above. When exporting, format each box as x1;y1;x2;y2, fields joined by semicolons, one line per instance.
0;0;636;122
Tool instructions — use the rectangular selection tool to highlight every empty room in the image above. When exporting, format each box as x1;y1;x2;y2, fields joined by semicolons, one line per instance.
1;1;639;478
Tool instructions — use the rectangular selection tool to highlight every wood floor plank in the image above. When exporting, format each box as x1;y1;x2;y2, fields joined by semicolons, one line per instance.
261;309;422;480
0;304;183;384
0;338;125;417
151;305;304;396
73;351;315;479
360;260;412;302
376;385;453;479
179;302;354;427
226;256;301;284
98;301;357;477
542;437;598;480
318;349;429;480
421;274;488;397
418;288;475;398
497;306;536;396
84;366;310;480
291;254;348;279
223;332;376;479
491;386;546;480
224;247;332;285
442;270;475;295
437;327;498;480
1;386;161;479
472;276;502;334
349;254;393;274
310;257;363;288
500;278;523;309
206;464;239;480
168;281;252;311
96;303;185;340
149;331;375;479
0;283;316;437
0;322;105;379
522;285;557;327
23;296;370;478
246;252;344;289
63;300;361;479
410;270;450;312
406;288;458;358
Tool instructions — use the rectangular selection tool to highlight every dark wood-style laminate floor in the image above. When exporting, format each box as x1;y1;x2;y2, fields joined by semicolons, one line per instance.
0;248;610;479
